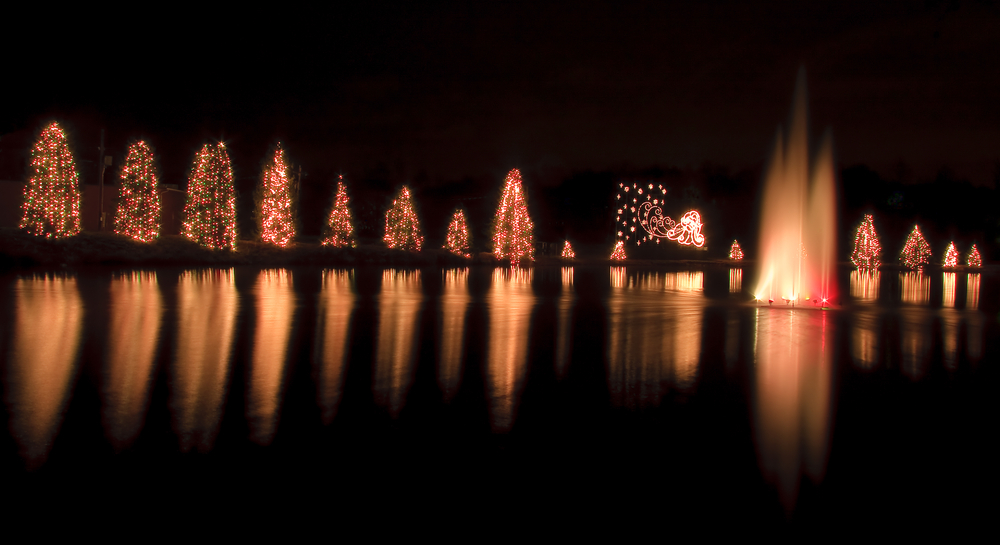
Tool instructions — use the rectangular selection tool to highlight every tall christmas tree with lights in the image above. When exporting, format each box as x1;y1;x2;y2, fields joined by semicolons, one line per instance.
943;242;959;268
899;224;931;269
492;168;534;264
444;208;471;257
561;240;575;259
322;176;356;247
729;240;743;260
255;144;296;247
114;141;161;242
181;143;237;250
850;214;881;269
384;186;423;251
968;244;982;268
20;122;82;238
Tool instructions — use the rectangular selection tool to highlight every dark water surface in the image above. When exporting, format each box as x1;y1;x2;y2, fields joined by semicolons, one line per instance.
1;266;996;533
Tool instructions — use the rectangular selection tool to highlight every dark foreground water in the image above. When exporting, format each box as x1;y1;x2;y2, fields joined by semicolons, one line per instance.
1;265;996;534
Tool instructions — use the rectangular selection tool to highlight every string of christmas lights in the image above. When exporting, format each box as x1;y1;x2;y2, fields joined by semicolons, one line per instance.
615;182;705;248
561;240;575;259
256;144;296;247
899;224;931;269
729;240;743;260
181;143;238;250
444;208;471;257
967;244;982;267
493;168;534;264
610;240;626;260
115;141;161;242
20;122;82;238
850;214;881;269
322;176;356;247
943;241;959;268
384;186;423;251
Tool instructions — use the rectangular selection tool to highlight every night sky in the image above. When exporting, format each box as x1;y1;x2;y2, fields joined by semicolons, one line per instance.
4;1;1000;246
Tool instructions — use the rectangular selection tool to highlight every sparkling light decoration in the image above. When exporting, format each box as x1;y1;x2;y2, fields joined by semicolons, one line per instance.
615;182;705;248
561;240;575;259
181;143;237;250
20;122;82;238
849;214;881;270
967;244;982;268
444;208;471;257
899;224;931;270
493;169;534;264
322;176;356;247
943;241;959;268
610;240;626;260
729;240;743;260
256;144;296;247
384;186;423;251
114;141;161;242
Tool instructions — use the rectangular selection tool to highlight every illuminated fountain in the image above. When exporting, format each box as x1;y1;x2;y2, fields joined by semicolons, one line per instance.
755;70;837;307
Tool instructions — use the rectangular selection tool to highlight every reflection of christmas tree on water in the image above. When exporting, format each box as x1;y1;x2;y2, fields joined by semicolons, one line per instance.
850;214;881;269
182;143;238;250
493;169;534;264
444;208;470;257
384;186;423;251
899;225;931;269
256;144;296;247
322;176;356;248
115;141;161;242
21;122;82;239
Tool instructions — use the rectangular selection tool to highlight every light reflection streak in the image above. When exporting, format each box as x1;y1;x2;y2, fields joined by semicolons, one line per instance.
555;267;575;379
103;271;161;451
725;310;740;369
849;269;879;302
172;269;238;453
374;270;422;417
6;275;83;468
439;268;469;401
315;269;354;424
900;308;931;380
941;307;960;371
942;272;957;308
487;268;534;432
966;273;980;310
900;271;930;305
247;269;295;445
850;312;879;371
729;268;742;294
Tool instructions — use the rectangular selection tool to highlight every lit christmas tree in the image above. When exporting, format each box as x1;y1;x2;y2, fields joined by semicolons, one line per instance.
322;176;356;248
492;168;534;264
20;122;82;238
561;240;575;259
255;144;296;247
384;186;423;251
850;214;881;269
729;240;743;260
610;240;626;260
181;143;237;250
114;141;161;242
943;242;959;268
967;244;982;268
900;224;932;269
444;208;470;257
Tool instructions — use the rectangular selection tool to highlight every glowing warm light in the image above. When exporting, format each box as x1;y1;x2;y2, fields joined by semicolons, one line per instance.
967;244;982;267
942;272;957;308
561;240;575;259
322;177;357;247
439;269;470;401
20;122;82;238
967;273;980;309
851;312;879;370
615;181;706;248
729;240;744;260
256;145;296;247
247;270;295;445
850;269;880;302
849;214;881;269
493;169;534;264
315;269;355;424
115;141;161;242
487;268;535;431
899;225;931;269
374;270;422;416
729;268;742;293
900;271;930;304
182;143;238;250
444;208;471;257
384;186;423;251
610;240;626;260
943;241;959;268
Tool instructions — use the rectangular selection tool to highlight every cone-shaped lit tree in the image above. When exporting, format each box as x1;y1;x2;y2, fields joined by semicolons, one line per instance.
492;168;534;264
968;244;982;268
322;176;356;247
610;240;626;260
943;242;959;268
384;186;423;251
561;240;575;259
850;214;881;269
444;208;470;257
182;143;237;250
20;122;82;238
115;141;161;242
256;144;296;247
900;225;931;269
729;240;743;260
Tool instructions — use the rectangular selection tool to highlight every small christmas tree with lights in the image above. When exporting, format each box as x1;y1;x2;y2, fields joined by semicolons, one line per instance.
181;143;237;250
114;141;161;242
610;240;626;260
729;240;743;261
943;242;959;268
492;168;534;264
967;244;982;268
444;208;471;257
384;186;423;251
322;176;356;248
850;214;881;269
255;144;296;247
900;224;931;269
20;122;82;238
561;240;575;259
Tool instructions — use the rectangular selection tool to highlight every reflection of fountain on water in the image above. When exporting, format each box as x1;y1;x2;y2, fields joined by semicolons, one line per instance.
439;268;470;401
754;70;837;306
487;267;535;432
315;269;354;424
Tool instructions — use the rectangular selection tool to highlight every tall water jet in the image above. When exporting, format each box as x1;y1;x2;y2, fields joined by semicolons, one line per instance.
755;70;837;305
